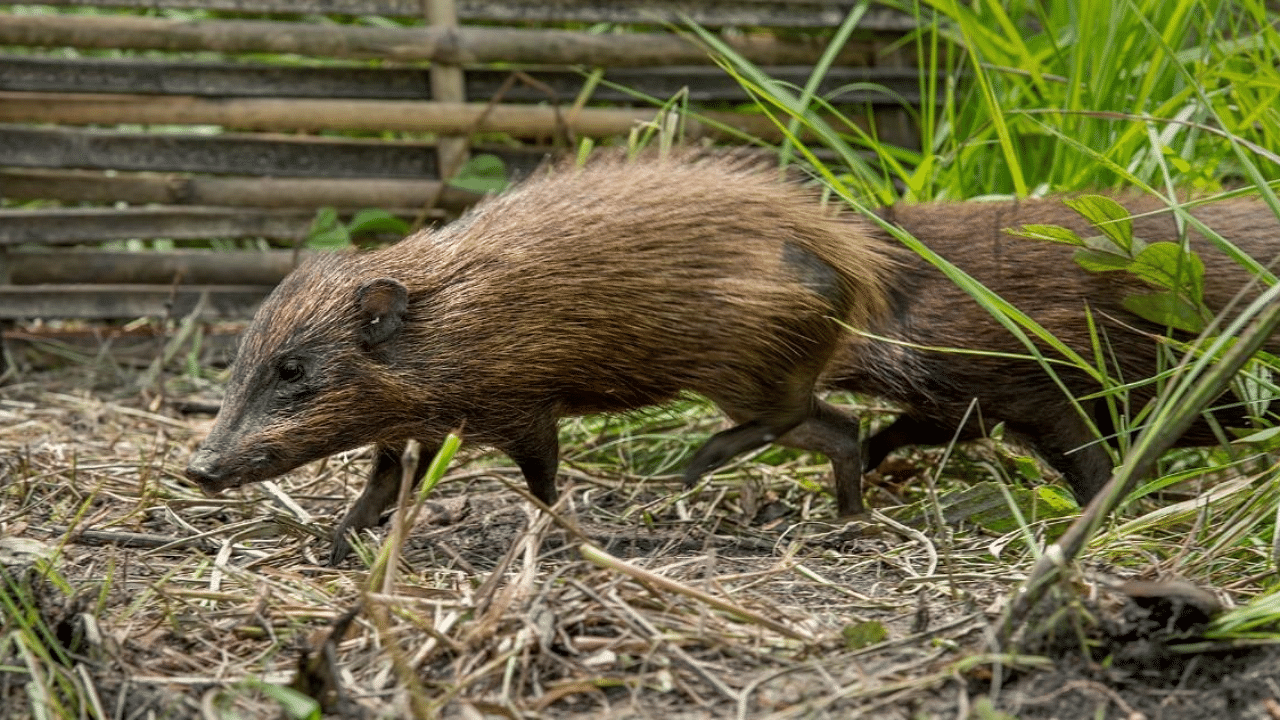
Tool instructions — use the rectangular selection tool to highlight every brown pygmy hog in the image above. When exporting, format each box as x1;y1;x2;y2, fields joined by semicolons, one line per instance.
833;195;1280;504
184;154;895;564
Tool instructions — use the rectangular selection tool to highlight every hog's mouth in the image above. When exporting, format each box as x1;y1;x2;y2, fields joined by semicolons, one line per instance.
184;469;245;494
184;448;282;494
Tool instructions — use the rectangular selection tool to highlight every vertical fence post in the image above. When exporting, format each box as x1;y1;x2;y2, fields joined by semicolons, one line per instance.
0;246;11;381
427;0;470;183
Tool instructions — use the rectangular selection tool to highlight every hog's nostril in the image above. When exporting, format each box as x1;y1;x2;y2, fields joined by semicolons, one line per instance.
184;457;225;492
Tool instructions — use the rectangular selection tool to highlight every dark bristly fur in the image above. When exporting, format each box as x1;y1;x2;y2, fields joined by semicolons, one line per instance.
184;154;895;564
829;195;1280;504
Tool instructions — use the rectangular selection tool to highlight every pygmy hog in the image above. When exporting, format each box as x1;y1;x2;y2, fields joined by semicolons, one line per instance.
184;154;894;563
831;195;1280;505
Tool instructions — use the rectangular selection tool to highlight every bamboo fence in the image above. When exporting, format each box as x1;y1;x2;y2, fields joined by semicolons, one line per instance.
0;0;918;321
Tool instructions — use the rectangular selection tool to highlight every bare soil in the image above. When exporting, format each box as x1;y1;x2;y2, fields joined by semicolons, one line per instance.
2;332;1279;719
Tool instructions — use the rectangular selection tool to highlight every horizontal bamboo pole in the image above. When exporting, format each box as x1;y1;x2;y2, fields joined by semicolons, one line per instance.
26;0;913;31
0;91;788;140
0;125;556;179
6;250;304;285
0;284;272;320
0;13;863;67
0;206;318;245
0;54;919;105
0;169;483;211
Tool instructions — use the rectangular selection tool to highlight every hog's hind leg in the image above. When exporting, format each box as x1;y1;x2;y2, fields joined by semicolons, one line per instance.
1021;408;1113;506
863;414;985;473
774;400;867;515
686;367;829;492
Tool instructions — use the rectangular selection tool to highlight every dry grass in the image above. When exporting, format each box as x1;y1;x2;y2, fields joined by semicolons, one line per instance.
3;329;1279;720
0;331;1019;719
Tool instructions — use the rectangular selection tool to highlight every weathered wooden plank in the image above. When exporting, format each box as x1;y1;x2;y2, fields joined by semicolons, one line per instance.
0;125;551;178
22;0;917;31
0;53;434;99
0;54;923;105
5;249;305;285
0;13;879;67
0;169;483;211
0;207;323;245
0;91;797;141
0;284;272;320
0;125;439;178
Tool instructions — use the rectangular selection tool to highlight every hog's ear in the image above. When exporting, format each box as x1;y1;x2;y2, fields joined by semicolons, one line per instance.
355;278;408;349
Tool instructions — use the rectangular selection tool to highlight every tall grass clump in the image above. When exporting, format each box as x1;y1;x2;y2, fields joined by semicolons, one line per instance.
693;0;1280;639
695;0;1280;203
899;3;1280;592
914;0;1280;199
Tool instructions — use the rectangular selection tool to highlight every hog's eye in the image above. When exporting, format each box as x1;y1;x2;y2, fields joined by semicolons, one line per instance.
277;359;306;384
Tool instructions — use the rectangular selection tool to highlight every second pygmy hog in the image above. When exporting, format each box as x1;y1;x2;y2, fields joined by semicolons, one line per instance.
832;195;1279;503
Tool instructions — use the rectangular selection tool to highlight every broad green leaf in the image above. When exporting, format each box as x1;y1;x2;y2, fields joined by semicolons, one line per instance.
1130;242;1206;302
884;481;1076;536
1007;223;1085;246
306;225;350;250
1066;195;1134;252
311;206;338;230
305;207;351;250
1122;291;1207;334
1073;247;1134;273
966;484;1076;535
1081;231;1142;258
988;422;1005;441
448;154;509;193
346;209;410;238
1014;455;1043;482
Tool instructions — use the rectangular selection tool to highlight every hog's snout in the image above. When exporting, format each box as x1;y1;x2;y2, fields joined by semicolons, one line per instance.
185;449;236;494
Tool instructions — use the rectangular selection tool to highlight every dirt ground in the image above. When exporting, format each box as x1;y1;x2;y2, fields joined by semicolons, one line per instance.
3;334;1280;719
